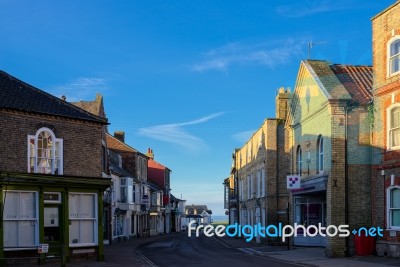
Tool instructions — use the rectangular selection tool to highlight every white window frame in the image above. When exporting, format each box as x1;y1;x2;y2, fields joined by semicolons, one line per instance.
387;186;400;230
27;127;63;175
317;136;324;174
387;36;400;77
3;190;39;250
43;192;62;204
387;104;400;151
68;193;98;247
297;146;302;176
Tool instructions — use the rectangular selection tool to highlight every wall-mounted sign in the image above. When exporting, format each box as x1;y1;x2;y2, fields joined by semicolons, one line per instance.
141;195;149;204
287;175;301;189
38;244;49;254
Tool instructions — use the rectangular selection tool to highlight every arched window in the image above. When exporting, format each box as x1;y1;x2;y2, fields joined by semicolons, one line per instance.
388;187;400;229
27;128;63;175
388;106;400;150
296;145;302;176
389;38;400;76
317;135;324;173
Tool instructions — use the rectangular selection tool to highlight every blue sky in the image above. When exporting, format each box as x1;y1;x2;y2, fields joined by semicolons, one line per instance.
0;0;395;215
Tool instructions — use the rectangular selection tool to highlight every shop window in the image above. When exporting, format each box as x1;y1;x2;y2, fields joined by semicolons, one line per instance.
388;105;400;150
388;187;400;229
389;38;400;76
69;193;97;246
3;191;38;248
28;127;63;175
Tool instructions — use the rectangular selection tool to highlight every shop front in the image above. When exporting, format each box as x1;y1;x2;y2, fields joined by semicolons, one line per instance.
292;176;327;247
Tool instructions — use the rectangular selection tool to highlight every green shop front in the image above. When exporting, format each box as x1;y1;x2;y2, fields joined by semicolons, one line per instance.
0;172;111;265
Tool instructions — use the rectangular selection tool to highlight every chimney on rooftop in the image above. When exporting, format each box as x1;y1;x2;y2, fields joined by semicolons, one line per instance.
275;87;292;120
114;131;125;143
146;148;154;159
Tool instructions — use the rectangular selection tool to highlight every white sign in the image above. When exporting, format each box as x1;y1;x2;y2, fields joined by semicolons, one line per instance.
38;244;49;254
287;175;301;189
141;195;149;204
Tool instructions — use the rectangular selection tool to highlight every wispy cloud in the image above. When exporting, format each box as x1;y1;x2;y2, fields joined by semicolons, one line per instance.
276;0;353;18
192;39;306;72
138;112;224;151
232;129;255;144
48;77;109;101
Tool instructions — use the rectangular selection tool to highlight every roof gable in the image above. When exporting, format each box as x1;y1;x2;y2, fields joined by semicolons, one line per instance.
71;93;106;118
288;60;372;126
0;70;107;124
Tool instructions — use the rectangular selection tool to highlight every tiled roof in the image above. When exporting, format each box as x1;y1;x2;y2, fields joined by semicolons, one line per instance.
304;60;373;104
148;158;171;171
329;64;373;105
0;70;107;124
305;60;351;100
106;133;138;153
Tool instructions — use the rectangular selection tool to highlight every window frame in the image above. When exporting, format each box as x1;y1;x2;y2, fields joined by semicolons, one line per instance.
27;127;63;175
297;145;302;176
387;36;400;77
387;186;400;230
387;104;400;151
68;192;98;247
3;190;39;250
317;135;324;174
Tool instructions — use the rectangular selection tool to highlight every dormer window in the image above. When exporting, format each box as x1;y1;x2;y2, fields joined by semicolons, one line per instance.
27;127;63;175
389;38;400;76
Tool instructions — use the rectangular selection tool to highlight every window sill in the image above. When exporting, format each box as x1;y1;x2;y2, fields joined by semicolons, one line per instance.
69;243;96;247
388;71;400;78
4;247;38;251
387;146;400;151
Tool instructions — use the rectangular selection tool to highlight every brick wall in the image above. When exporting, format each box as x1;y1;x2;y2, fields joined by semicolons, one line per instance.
0;110;103;177
372;1;400;246
372;2;400;90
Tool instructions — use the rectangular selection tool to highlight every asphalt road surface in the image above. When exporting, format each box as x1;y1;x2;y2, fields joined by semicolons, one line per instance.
138;232;299;267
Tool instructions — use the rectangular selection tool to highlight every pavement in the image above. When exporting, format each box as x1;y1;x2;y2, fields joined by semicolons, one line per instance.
13;232;400;267
216;235;400;267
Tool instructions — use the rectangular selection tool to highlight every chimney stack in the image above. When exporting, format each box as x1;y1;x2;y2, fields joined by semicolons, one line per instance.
114;131;125;143
275;87;292;120
146;148;154;159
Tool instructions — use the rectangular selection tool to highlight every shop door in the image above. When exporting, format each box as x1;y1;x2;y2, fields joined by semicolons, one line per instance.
44;206;63;256
294;198;326;247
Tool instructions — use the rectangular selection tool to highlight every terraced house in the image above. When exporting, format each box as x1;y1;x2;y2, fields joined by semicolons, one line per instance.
226;88;292;244
0;70;111;265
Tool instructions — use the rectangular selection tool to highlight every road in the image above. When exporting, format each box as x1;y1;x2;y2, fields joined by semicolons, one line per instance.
138;232;300;267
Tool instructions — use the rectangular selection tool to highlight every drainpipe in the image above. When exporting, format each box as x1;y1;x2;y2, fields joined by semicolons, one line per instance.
345;106;349;257
276;122;280;227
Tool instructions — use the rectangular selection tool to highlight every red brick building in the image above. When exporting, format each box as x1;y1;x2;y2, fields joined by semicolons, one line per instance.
371;0;400;258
